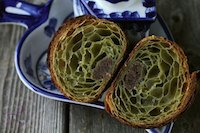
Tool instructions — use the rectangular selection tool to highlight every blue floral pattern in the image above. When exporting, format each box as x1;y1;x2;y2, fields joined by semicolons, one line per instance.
44;17;57;37
80;0;156;20
106;0;128;3
37;52;59;92
142;0;156;7
24;54;34;77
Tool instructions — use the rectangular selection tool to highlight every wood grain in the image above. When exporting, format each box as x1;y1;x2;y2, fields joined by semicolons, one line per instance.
0;24;69;133
69;105;145;133
0;0;69;133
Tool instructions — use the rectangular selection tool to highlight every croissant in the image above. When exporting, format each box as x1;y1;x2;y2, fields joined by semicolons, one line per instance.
48;15;127;102
105;36;198;128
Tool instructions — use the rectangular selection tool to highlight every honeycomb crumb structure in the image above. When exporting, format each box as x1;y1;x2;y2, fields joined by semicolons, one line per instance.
49;16;127;102
105;36;193;128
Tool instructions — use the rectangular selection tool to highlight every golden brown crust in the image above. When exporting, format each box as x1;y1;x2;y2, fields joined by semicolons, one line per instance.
48;15;98;102
105;36;199;128
48;15;127;103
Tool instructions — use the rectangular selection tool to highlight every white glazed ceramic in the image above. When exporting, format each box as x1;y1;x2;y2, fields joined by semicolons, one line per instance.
73;0;156;21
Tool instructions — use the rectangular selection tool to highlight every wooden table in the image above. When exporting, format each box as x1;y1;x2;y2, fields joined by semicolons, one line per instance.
1;0;200;132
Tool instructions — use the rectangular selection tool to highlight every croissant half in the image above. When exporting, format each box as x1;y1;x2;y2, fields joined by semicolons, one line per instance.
105;36;198;128
48;15;127;102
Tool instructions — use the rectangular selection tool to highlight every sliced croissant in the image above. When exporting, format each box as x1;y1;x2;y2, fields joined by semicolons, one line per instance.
105;36;198;128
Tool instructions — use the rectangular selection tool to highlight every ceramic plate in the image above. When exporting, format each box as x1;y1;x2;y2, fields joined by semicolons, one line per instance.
18;15;173;109
0;0;173;132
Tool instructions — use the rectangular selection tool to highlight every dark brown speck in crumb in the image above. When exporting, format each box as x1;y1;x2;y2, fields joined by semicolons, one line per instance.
124;61;143;90
93;57;113;80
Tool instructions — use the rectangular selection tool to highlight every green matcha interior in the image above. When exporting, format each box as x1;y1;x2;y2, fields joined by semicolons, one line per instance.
53;21;125;101
111;39;187;122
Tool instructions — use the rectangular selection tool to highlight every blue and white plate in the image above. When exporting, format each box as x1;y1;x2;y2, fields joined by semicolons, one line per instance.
0;0;173;132
74;0;156;21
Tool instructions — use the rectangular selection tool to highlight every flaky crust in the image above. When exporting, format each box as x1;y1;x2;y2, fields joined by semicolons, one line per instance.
48;15;127;103
105;36;199;128
48;15;97;102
